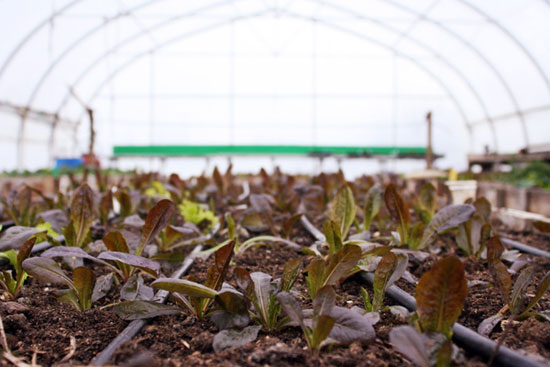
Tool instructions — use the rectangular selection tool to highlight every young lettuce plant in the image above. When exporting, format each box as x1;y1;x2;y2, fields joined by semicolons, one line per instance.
0;185;39;227
63;183;95;248
277;285;377;353
306;244;362;298
234;258;302;332
362;184;382;233
478;237;550;336
455;197;492;257
415;182;437;224
389;256;468;367
0;237;36;299
113;241;236;321
361;252;408;312
22;257;96;311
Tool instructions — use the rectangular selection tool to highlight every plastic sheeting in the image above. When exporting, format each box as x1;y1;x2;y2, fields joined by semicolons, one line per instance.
0;0;548;171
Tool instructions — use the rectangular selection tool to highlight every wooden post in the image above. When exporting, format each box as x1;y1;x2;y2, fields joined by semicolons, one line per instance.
426;111;433;169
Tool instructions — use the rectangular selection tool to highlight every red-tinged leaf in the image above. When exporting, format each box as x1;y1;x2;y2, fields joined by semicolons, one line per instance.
283;213;303;239
490;261;512;305
234;267;252;290
73;266;95;311
510;266;536;315
276;291;306;330
478;314;504;336
487;236;505;264
312;315;335;349
137;199;176;255
99;189;113;225
419;204;475;249
373;253;408;311
328;185;356;239
416;256;467;337
389;325;430;367
533;221;550;233
326;306;376;344
306;257;325;299
114;190;132;218
323;245;362;288
313;285;336;317
473;197;492;222
16;237;36;271
213;166;224;194
384;184;410;234
212;325;261;353
205;240;235;291
280;258;302;292
0;226;43;251
120;274;154;301
113;300;181;320
249;272;272;324
92;273;114;302
22;257;74;290
69;184;95;248
98;251;160;278
522;271;550;315
103;231;130;253
363;184;382;231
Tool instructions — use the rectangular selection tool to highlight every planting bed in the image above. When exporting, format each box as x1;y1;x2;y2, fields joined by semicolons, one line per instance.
0;170;549;367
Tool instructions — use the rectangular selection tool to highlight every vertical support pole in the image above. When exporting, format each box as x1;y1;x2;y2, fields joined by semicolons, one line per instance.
426;111;433;169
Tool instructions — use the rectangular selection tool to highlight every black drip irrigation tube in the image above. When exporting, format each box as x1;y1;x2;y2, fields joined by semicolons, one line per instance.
90;245;203;366
360;273;546;367
298;216;548;367
0;220;15;230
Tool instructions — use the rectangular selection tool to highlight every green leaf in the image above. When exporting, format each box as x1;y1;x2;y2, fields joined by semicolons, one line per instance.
114;189;132;218
311;315;335;350
152;278;218;298
384;184;410;244
510;266;535;315
69;184;95;248
280;258;302;292
363;184;382;231
22;257;75;291
329;185;356;239
324;220;343;258
416;256;468;338
361;287;373;313
226;212;236;240
306;257;325;299
522;271;550;315
113;300;181;320
73;266;95;311
418;182;437;221
418;204;475;249
373;253;408;311
137;199;176;255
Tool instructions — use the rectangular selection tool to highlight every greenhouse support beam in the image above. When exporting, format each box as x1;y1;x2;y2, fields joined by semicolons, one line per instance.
59;10;471;157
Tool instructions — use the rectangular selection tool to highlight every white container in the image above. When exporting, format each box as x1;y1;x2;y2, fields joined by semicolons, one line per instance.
444;180;478;204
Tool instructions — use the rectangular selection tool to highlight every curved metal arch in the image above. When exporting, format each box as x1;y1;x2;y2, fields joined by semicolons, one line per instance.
314;0;501;148
457;0;550;96
54;10;472;162
17;0;239;168
372;0;531;147
0;0;86;80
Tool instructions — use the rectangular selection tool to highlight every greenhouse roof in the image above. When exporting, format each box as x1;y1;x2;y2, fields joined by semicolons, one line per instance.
0;0;548;171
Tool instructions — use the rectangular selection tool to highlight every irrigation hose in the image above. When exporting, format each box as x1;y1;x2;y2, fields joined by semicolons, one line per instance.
90;245;203;366
361;272;546;367
500;237;550;259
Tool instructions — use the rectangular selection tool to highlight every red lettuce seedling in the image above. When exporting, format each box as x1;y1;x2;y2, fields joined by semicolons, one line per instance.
362;184;382;232
362;252;408;312
22;257;96;311
390;256;467;367
63;183;95;248
479;237;550;335
306;244;362;298
455;197;492;256
328;185;356;244
136;199;176;256
234;258;302;331
416;204;475;250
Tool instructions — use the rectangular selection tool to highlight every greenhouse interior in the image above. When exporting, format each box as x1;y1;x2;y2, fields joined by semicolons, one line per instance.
0;1;549;367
